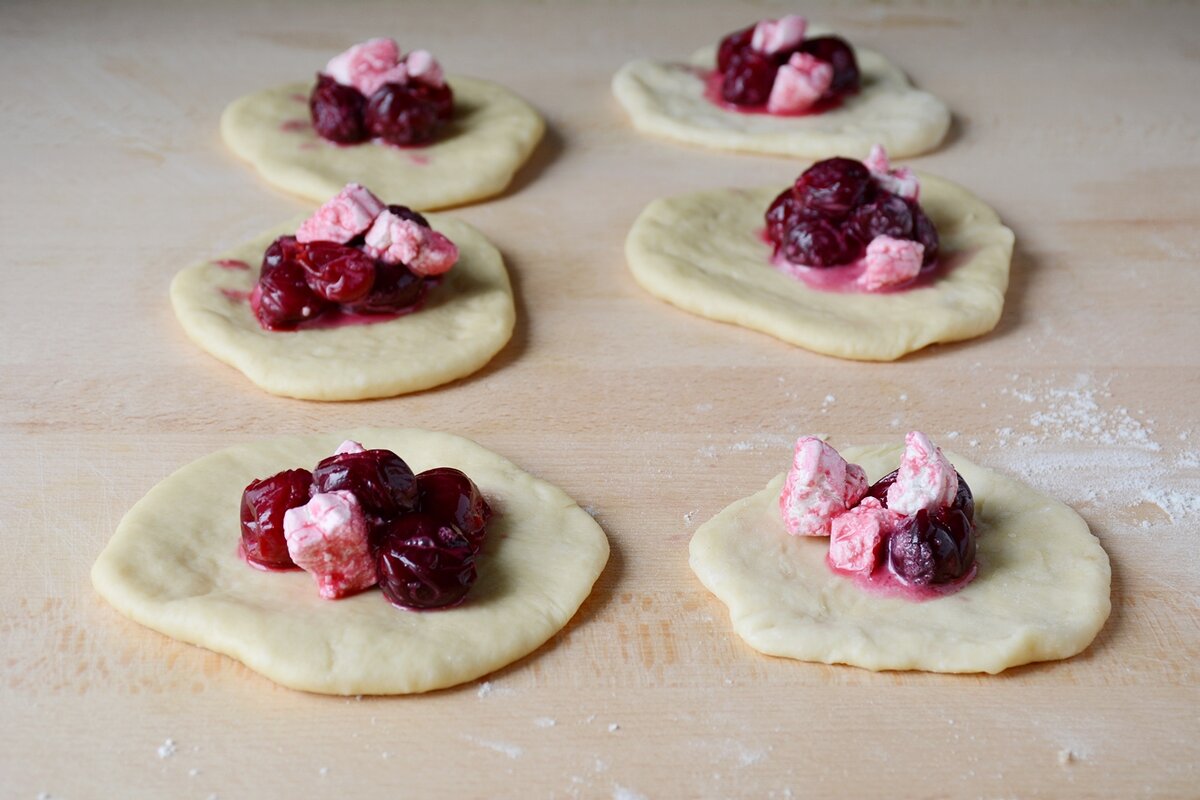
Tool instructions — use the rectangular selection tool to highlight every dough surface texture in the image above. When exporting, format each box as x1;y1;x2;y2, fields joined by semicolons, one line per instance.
222;78;544;208
689;444;1111;674
625;175;1014;361
612;41;950;159
170;214;514;400
92;429;610;695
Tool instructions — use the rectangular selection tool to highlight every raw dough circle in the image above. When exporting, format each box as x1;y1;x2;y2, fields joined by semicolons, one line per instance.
612;41;950;159
170;215;515;401
625;174;1014;361
689;444;1111;674
91;428;610;695
221;77;545;208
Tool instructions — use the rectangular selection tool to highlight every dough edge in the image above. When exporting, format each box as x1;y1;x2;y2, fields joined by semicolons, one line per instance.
91;428;611;695
170;214;515;401
221;76;545;208
689;444;1111;674
625;174;1015;361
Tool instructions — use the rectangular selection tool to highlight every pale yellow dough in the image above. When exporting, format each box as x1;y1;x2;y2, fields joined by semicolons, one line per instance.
612;40;950;159
170;215;515;401
221;77;545;208
91;429;610;695
689;444;1111;674
625;174;1014;361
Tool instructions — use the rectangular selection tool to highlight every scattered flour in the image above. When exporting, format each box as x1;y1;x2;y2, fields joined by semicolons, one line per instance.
608;723;620;732
476;680;514;699
534;717;557;728
613;785;648;800
156;738;176;759
461;735;523;760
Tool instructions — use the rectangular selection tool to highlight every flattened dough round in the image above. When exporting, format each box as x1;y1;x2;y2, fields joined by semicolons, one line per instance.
689;444;1111;674
612;40;949;159
221;77;545;208
91;428;610;695
625;174;1014;361
170;215;515;401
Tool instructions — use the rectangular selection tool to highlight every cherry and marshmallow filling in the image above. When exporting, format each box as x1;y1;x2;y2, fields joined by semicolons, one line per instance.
713;16;860;114
239;440;492;610
779;432;977;593
249;183;458;331
309;38;454;146
764;146;940;290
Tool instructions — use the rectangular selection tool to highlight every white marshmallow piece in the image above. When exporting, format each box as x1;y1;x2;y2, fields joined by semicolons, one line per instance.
886;431;959;516
324;38;402;95
404;50;445;87
362;211;459;276
828;497;899;574
857;235;924;292
864;143;920;201
766;52;833;114
751;14;808;56
334;439;365;455
295;183;386;244
779;436;869;537
283;491;377;600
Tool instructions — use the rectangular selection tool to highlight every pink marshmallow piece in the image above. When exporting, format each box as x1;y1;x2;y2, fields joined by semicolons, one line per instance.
358;63;410;98
857;235;924;292
886;431;959;516
334;439;365;455
362;211;459;276
324;38;402;95
767;52;833;114
295;183;386;245
283;490;377;600
404;50;445;87
864;144;920;201
779;436;869;537
751;14;808;55
828;497;899;574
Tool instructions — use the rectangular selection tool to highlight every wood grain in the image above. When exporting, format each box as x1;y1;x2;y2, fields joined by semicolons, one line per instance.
2;1;1198;797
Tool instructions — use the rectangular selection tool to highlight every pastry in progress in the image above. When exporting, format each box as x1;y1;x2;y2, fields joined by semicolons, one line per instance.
222;38;544;207
625;151;1015;361
91;428;610;695
689;433;1111;674
612;16;949;159
170;184;515;400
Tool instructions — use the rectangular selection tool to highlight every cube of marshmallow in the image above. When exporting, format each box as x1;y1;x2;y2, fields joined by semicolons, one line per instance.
296;184;386;244
857;235;924;292
283;490;377;600
362;211;459;276
864;144;919;201
886;431;958;516
779;436;868;537
828;497;899;574
751;15;808;55
324;38;402;96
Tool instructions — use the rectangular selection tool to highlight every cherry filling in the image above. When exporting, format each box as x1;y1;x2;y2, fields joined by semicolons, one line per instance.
247;203;439;332
765;156;940;271
864;469;977;586
308;72;453;146
240;468;313;569
713;23;860;111
310;74;369;144
238;444;491;610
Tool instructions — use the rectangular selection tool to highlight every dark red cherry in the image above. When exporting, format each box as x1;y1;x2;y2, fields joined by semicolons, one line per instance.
261;236;304;277
417;467;491;551
781;218;858;267
365;83;441;145
345;261;426;314
407;81;454;123
298;241;376;303
798;36;860;97
252;260;329;330
375;513;477;609
240;468;312;569
795;158;873;219
309;73;368;144
765;189;812;245
912;204;940;266
717;25;755;72
722;49;776;106
312;448;418;519
386;204;430;229
888;507;976;585
845;192;915;244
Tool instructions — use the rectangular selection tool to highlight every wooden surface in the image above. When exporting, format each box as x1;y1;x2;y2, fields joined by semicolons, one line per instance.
3;1;1199;797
